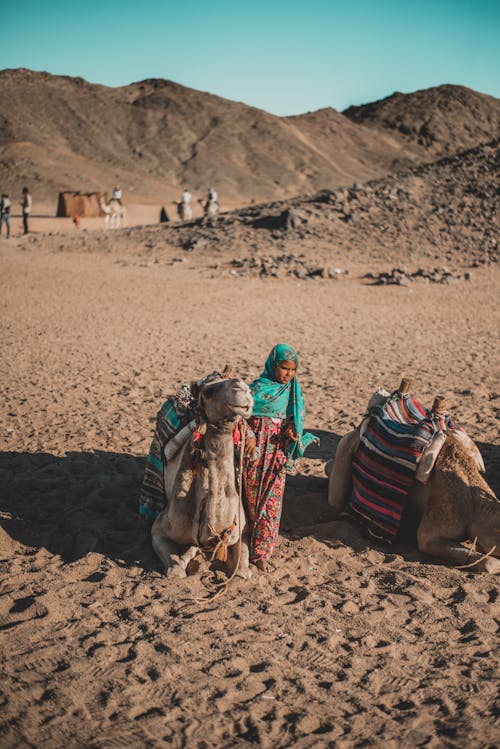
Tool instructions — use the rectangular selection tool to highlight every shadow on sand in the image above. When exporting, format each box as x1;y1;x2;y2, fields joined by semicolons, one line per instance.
1;434;498;571
0;450;156;570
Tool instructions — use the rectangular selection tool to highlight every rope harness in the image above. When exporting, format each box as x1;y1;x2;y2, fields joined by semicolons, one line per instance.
208;516;238;563
455;536;497;570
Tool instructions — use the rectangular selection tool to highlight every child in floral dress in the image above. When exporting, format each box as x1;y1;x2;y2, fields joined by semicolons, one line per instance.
243;344;317;569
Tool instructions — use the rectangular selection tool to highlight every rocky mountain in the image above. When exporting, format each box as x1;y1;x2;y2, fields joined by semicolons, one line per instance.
0;69;499;203
127;139;499;270
343;84;500;155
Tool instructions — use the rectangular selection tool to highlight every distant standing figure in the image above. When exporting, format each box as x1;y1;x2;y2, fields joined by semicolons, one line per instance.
198;187;220;225
72;214;81;229
21;187;32;235
0;193;12;238
174;189;192;220
207;187;218;206
159;206;170;223
112;186;122;204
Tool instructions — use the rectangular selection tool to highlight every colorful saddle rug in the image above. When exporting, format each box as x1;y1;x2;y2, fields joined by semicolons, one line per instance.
349;393;459;542
139;385;195;519
138;371;224;519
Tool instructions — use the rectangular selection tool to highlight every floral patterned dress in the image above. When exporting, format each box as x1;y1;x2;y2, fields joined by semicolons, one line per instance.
243;415;288;564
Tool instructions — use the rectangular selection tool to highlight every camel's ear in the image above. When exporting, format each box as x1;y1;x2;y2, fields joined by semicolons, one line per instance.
222;365;233;379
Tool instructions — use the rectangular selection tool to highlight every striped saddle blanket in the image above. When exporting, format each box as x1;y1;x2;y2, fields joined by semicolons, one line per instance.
139;385;196;519
349;393;458;542
138;371;225;519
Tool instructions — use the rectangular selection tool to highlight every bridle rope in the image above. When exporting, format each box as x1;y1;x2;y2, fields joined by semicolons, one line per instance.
194;419;246;602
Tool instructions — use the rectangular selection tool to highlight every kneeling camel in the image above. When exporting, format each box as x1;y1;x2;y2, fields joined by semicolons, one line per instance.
327;380;500;573
152;377;253;578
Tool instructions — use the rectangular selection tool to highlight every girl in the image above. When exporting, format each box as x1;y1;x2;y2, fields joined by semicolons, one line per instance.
243;344;317;569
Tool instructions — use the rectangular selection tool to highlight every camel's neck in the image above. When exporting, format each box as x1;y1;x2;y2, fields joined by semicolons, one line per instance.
199;423;239;543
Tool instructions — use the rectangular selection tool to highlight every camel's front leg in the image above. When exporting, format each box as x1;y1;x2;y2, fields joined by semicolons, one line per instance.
417;502;500;573
227;534;252;579
327;429;360;512
152;519;198;578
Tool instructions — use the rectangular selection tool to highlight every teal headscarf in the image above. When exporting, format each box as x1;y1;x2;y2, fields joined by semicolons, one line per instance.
250;343;318;463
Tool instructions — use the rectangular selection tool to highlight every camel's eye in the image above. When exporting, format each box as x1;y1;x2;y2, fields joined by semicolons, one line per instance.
201;383;217;401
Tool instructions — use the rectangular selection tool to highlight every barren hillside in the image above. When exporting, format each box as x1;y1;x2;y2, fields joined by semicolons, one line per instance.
109;139;497;272
344;84;500;154
1;70;498;204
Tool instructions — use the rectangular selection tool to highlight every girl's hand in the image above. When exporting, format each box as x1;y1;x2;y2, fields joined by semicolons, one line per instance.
284;423;299;442
244;436;257;455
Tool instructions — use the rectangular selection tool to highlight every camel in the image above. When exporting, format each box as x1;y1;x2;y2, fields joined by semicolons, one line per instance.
172;200;192;221
326;380;500;573
99;197;127;228
198;197;219;226
151;377;254;579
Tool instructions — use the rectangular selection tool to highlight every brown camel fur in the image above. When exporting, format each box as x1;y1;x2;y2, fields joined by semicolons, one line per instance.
151;377;253;579
326;410;500;574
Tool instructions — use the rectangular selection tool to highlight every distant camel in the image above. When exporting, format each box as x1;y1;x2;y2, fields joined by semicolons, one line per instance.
198;197;219;225
173;200;192;221
99;197;127;229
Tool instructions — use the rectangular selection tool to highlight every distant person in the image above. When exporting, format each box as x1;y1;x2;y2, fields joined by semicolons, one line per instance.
198;187;220;225
0;193;11;238
72;214;81;229
177;189;192;220
21;187;32;235
207;187;218;206
112;186;122;204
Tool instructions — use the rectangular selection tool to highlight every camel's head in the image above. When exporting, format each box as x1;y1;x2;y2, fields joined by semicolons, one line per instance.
198;378;253;425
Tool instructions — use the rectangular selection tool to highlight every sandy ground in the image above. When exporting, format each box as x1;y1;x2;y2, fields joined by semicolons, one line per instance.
0;232;499;748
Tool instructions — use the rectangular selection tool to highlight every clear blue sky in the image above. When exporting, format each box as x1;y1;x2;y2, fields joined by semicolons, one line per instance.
1;0;499;115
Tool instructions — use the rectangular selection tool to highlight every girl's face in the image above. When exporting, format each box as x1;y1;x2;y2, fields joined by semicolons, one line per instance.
275;359;297;384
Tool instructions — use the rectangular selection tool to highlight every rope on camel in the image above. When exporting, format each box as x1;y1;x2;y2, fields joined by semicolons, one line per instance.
455;536;497;570
193;420;246;602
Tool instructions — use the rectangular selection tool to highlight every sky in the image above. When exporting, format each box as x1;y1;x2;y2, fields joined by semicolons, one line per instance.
1;0;499;115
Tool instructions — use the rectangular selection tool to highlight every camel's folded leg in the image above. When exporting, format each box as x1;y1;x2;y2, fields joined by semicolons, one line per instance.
417;524;500;573
178;545;199;572
152;521;198;578
327;429;360;512
417;461;500;573
417;508;500;573
227;534;252;579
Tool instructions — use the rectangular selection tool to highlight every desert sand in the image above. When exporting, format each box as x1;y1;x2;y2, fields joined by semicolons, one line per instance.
1;199;499;748
1;67;499;749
